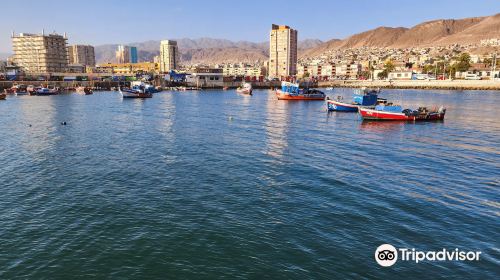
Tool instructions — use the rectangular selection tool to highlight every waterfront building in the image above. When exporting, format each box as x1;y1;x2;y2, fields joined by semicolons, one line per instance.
221;63;266;78
160;40;179;72
66;64;86;73
388;71;414;80
68;45;95;66
186;68;223;87
96;62;160;75
11;31;68;73
116;45;138;64
269;24;298;79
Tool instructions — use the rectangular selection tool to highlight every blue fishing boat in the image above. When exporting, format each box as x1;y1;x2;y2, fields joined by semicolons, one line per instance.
326;88;381;112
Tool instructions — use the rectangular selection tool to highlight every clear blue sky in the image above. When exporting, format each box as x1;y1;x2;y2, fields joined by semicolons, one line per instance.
1;0;499;52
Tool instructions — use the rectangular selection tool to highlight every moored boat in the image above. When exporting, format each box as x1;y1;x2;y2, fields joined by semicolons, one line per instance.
76;86;93;95
359;105;446;121
131;81;159;94
119;86;152;98
276;82;325;100
4;84;28;95
236;82;253;95
27;85;36;95
35;87;60;96
327;87;381;112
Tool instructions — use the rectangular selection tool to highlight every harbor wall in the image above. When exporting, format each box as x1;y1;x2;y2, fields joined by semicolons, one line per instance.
0;81;121;90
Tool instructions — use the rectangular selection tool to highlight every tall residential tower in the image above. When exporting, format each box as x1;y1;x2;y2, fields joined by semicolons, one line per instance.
11;31;68;73
159;40;179;72
269;24;297;79
68;45;95;66
116;45;138;64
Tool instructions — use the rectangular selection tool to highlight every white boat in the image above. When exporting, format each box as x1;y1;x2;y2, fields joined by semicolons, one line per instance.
76;86;93;95
131;81;159;93
236;82;253;95
119;85;152;98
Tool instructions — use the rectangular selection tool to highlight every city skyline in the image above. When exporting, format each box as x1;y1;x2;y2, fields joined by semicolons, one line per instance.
0;0;500;53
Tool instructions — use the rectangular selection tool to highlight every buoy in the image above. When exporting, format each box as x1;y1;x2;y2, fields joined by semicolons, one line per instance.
61;121;67;125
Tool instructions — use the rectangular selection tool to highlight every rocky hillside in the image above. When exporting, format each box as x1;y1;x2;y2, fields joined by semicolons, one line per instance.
302;13;500;58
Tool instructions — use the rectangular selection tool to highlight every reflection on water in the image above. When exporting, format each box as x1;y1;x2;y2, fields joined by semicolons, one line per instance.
264;96;290;160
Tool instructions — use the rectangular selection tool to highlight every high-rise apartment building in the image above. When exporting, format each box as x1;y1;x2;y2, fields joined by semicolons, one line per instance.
269;24;298;79
68;45;95;66
11;31;68;73
116;45;138;64
159;40;179;72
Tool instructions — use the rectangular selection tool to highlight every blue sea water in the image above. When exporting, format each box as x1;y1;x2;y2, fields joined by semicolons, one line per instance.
0;89;498;279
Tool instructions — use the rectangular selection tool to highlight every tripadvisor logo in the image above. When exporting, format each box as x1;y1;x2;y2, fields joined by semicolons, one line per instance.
375;244;481;267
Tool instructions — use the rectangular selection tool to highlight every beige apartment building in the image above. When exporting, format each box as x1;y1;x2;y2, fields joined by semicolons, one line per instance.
160;40;179;72
68;45;95;66
11;31;68;73
269;24;298;79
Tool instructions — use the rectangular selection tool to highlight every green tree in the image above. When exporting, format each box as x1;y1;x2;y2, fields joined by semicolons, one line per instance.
453;53;471;72
384;60;395;73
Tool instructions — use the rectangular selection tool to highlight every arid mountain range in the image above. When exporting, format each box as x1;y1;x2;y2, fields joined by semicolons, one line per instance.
94;13;500;64
94;38;322;64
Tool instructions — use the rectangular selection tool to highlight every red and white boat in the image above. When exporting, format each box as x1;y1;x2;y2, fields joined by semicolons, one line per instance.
359;106;446;121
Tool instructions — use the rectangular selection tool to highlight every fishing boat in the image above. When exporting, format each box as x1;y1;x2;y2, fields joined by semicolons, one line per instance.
131;81;159;94
27;85;36;95
236;82;253;95
327;87;381;112
35;87;60;96
359;104;446;121
76;86;93;95
276;81;325;100
119;85;152;98
4;84;28;95
325;87;334;91
0;93;6;100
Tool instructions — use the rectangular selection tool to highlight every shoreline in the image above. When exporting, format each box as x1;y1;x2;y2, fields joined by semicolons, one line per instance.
317;80;500;91
2;80;500;91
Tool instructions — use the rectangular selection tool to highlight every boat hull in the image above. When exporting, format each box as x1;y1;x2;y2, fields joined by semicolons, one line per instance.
120;89;152;98
327;100;359;112
236;89;252;95
0;93;6;100
276;90;325;100
359;108;446;121
35;90;60;96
